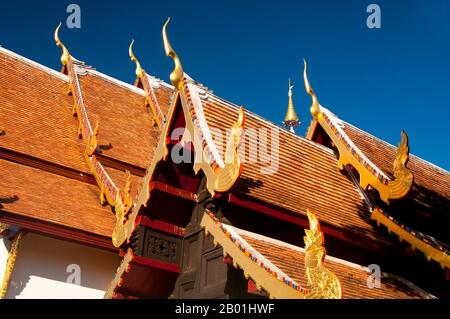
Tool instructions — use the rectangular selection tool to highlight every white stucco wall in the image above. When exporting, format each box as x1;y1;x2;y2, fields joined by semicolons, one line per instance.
3;233;120;299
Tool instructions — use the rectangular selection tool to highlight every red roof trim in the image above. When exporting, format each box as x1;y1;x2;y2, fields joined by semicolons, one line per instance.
0;210;116;252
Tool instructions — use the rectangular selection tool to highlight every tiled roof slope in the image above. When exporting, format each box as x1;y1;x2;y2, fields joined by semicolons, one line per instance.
341;121;450;243
0;48;161;237
237;228;435;299
77;71;173;168
200;93;389;242
0;47;387;245
0;158;115;237
0;49;88;173
2;46;447;250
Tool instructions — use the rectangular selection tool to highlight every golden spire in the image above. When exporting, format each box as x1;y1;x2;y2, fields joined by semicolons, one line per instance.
129;39;144;79
283;79;300;132
162;17;184;90
303;59;320;119
54;22;70;66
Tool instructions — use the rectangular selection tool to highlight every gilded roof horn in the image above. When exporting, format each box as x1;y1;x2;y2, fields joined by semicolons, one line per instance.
303;59;321;119
54;22;70;66
129;39;144;79
162;17;184;90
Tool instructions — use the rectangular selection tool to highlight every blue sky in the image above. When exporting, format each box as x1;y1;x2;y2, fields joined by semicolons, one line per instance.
1;0;449;170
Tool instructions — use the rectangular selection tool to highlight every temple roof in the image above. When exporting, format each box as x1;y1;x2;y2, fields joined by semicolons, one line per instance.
341;120;450;201
0;47;162;241
197;85;391;244
1;44;448;257
343;121;450;243
0;158;115;237
0;48;87;172
76;70;172;168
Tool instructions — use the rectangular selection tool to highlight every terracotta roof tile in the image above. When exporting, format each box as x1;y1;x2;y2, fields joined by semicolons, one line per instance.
0;50;88;173
77;72;173;169
1;48;382;243
0;158;115;237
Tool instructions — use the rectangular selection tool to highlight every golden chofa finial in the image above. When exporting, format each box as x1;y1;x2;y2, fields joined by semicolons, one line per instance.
303;59;321;119
129;39;144;79
54;22;70;66
387;130;414;201
283;78;300;132
162;17;184;90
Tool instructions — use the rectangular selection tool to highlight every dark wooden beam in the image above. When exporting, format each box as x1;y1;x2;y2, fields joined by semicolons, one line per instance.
150;181;198;202
0;147;95;185
131;254;180;274
0;210;116;252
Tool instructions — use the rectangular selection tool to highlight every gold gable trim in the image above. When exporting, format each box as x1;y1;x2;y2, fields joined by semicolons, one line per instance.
303;60;413;204
201;209;342;299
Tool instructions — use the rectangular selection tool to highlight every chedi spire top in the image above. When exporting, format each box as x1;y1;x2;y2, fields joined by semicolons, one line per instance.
283;78;300;133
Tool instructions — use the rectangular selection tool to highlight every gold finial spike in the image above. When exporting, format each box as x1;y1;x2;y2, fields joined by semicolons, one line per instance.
385;130;414;201
162;17;184;90
396;130;410;168
129;39;144;79
306;209;319;233
303;59;320;119
54;22;70;66
283;78;300;132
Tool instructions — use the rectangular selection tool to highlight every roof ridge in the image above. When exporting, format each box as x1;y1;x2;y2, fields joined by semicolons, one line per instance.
85;68;175;97
342;120;450;177
0;46;174;98
79;67;145;96
0;46;68;81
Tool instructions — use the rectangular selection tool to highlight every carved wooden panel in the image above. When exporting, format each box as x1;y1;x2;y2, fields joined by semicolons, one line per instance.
132;225;182;265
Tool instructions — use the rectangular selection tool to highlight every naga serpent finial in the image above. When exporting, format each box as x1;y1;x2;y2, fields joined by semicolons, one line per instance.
162;17;184;90
387;130;414;201
394;130;410;174
303;59;321;119
54;22;70;66
129;39;144;79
